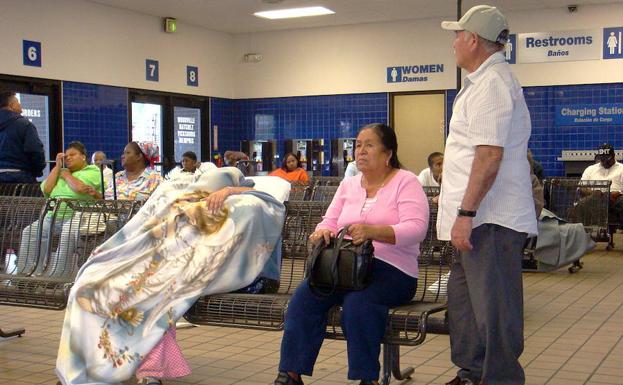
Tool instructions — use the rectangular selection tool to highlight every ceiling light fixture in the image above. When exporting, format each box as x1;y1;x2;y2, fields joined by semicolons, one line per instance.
254;6;335;20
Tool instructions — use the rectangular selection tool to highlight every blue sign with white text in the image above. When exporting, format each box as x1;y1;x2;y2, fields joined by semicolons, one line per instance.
603;27;623;59
146;59;159;82
23;40;41;67
386;64;443;83
505;34;516;64
555;104;623;126
187;66;199;87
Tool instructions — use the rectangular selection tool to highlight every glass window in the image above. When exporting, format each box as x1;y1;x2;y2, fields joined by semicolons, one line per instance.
173;106;201;161
16;93;50;180
131;102;163;169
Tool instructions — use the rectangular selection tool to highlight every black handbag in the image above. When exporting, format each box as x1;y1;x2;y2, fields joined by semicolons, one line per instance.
306;228;374;296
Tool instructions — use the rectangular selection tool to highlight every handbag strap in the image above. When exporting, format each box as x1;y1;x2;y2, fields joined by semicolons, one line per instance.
308;227;348;296
329;227;348;284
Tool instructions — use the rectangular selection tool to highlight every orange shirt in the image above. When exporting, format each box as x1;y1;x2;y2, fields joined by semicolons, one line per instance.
269;167;309;183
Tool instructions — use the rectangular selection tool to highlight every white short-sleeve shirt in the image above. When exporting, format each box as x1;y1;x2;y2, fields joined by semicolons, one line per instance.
417;168;440;187
437;52;538;240
581;162;623;192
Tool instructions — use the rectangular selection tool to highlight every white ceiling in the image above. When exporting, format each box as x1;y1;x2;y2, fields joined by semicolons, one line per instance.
88;0;623;34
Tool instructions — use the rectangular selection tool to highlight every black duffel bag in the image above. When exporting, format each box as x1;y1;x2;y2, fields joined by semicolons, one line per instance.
306;227;374;296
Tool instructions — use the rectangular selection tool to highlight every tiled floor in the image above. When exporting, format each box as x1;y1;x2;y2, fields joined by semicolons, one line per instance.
1;242;622;385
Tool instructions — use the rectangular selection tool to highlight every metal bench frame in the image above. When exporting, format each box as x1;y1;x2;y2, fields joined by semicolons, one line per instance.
186;198;452;385
0;197;140;310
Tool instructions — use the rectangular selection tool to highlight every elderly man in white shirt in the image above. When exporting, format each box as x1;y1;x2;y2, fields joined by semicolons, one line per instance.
417;152;444;186
91;151;113;190
439;6;537;385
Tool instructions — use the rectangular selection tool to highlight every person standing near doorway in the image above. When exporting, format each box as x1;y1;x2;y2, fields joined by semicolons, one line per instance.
0;90;46;183
438;5;537;385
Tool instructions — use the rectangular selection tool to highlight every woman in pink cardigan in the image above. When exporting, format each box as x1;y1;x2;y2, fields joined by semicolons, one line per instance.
274;123;429;385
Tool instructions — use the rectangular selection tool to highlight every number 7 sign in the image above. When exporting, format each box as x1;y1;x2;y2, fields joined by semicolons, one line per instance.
146;59;159;81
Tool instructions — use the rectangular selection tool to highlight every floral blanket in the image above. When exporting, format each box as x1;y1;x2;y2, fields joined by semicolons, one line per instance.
56;168;285;384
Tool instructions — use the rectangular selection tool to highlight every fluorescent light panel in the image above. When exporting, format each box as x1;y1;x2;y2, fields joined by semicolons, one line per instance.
254;6;335;20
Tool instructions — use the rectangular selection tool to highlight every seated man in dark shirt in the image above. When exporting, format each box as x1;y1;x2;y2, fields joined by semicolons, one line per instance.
0;90;46;183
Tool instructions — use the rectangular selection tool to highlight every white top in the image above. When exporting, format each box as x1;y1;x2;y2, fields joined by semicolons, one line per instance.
165;162;217;180
344;161;359;178
246;176;291;203
581;162;623;192
437;52;538;240
417;168;440;187
361;196;377;214
101;167;113;189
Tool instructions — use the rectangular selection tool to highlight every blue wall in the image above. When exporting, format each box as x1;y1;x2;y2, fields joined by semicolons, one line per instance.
525;83;623;176
61;80;623;177
212;93;388;174
445;83;623;177
63;81;128;165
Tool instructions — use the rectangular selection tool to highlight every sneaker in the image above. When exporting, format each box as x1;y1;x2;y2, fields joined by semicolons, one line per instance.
274;371;303;385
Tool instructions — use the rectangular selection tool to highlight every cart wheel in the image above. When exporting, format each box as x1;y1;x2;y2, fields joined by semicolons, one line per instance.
606;243;614;251
569;265;578;273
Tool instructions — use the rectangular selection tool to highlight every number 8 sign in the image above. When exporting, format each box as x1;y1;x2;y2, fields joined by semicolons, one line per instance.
23;40;42;67
187;66;199;87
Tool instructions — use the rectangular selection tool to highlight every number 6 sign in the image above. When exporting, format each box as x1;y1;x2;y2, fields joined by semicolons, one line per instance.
23;40;42;67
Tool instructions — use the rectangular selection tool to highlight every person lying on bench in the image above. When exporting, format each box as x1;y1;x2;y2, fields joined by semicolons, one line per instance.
55;168;286;385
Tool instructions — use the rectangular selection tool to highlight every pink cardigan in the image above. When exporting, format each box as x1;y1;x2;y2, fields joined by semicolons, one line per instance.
316;169;429;277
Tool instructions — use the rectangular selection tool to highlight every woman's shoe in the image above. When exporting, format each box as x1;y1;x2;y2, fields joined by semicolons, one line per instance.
274;371;304;385
141;377;163;385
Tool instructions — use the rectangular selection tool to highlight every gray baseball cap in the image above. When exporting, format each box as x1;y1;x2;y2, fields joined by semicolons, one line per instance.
441;5;509;44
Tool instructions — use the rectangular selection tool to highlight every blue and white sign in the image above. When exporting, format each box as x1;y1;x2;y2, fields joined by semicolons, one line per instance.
145;59;159;82
518;29;600;63
187;66;199;87
555;104;623;126
23;40;41;67
603;27;623;59
505;34;516;64
386;64;444;83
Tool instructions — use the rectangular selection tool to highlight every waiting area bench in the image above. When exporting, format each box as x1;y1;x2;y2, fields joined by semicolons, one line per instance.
0;182;44;197
186;195;453;385
0;196;140;310
522;178;611;273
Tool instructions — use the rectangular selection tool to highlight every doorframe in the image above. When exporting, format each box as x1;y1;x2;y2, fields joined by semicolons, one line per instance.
0;74;63;158
128;89;210;173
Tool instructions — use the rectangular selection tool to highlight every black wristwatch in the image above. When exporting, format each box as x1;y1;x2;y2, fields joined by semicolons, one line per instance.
457;207;477;217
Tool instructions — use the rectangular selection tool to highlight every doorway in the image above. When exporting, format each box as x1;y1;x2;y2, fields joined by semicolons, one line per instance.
391;93;446;175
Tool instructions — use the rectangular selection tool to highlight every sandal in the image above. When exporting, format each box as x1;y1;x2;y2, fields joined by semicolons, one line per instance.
274;371;303;385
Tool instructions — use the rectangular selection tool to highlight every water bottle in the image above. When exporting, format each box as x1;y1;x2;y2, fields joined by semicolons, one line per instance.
4;248;17;274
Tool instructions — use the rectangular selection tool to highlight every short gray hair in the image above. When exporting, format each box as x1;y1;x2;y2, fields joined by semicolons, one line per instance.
463;30;504;53
91;151;107;164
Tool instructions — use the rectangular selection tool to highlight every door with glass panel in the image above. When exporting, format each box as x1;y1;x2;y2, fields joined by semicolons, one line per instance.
0;75;62;180
130;98;164;172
